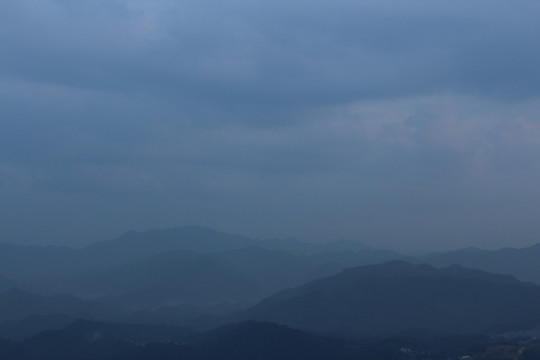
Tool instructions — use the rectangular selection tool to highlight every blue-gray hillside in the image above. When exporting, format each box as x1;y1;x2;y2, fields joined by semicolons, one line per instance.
0;274;18;292
44;251;259;307
240;261;540;336
0;226;396;282
419;243;540;284
0;289;119;323
34;245;400;310
0;243;75;280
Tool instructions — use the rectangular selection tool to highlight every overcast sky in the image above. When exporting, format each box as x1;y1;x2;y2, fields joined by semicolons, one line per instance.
1;0;540;252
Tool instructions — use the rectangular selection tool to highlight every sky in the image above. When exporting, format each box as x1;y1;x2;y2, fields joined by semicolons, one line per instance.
1;0;540;252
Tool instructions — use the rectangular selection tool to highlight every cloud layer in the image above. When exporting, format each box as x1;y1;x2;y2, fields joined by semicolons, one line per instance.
2;0;540;251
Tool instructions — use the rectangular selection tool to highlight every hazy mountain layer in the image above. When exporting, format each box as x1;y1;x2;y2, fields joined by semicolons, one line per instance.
420;243;540;284
240;261;540;336
0;243;76;280
32;245;400;309
0;226;389;282
0;274;18;292
0;289;119;323
43;251;259;307
0;314;76;341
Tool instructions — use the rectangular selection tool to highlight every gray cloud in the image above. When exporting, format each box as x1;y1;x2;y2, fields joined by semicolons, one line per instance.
2;0;540;107
2;0;540;251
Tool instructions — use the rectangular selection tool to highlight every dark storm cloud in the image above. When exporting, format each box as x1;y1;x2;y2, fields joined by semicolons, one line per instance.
1;0;539;109
2;0;540;251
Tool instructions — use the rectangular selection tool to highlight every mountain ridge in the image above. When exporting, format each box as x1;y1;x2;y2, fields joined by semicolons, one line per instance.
238;261;540;336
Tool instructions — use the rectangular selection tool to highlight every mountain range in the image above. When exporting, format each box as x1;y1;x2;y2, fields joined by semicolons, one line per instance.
0;319;404;360
0;289;118;323
2;226;540;342
419;243;540;284
0;226;397;281
239;261;540;336
0;275;17;292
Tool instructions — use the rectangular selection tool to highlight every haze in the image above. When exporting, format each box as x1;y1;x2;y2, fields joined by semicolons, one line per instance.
2;0;540;252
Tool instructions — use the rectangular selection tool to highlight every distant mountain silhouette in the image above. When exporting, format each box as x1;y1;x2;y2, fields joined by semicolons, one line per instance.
256;237;373;254
0;226;387;283
0;274;18;292
46;251;259;307
0;314;76;340
0;227;259;280
82;226;256;265
35;245;401;309
85;226;380;261
62;319;191;343
216;246;400;296
419;243;540;284
38;247;316;308
206;247;318;296
0;289;118;323
239;261;540;336
0;243;76;279
113;301;243;328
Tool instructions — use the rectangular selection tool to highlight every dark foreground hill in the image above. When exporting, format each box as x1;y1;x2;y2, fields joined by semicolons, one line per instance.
2;319;540;360
0;320;403;360
239;261;540;336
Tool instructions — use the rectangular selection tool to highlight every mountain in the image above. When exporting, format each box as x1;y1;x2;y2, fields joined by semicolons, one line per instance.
0;314;76;340
9;320;188;360
36;247;311;308
84;226;382;263
58;319;191;343
0;227;256;280
0;289;119;323
1;226;398;286
0;243;76;280
81;226;256;266
113;302;243;328
42;251;259;308
239;261;540;336
306;248;403;278
2;320;378;360
419;243;540;284
207;247;317;296
187;321;358;360
0;274;18;292
2;318;538;360
36;245;401;310
308;239;372;253
256;237;372;254
216;247;401;296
